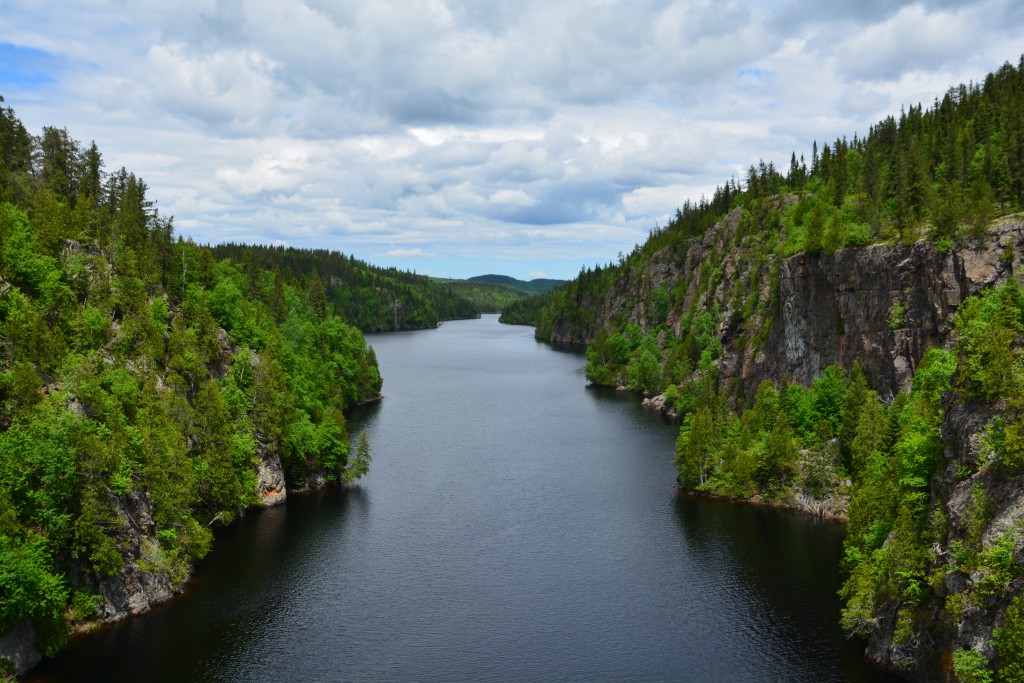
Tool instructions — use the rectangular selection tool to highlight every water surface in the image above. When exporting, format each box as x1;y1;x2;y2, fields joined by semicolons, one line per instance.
31;315;893;681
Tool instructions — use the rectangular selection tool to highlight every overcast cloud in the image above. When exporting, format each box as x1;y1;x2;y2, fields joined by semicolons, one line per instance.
1;0;1022;279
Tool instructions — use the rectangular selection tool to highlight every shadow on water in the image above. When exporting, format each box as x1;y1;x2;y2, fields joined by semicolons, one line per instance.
671;493;903;682
28;488;365;683
346;398;383;435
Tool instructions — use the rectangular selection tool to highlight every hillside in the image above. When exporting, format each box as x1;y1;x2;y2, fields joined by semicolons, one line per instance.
466;274;566;294
521;58;1024;681
435;277;529;313
211;243;479;331
0;99;384;673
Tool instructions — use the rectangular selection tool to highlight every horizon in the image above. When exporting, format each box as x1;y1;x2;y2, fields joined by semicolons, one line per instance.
3;1;1024;280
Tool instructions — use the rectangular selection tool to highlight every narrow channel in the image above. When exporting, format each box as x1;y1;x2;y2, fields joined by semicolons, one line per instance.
31;315;894;682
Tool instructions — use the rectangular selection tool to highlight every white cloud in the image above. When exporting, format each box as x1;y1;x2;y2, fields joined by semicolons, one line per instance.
215;148;311;197
385;247;439;259
1;0;1021;278
489;189;536;206
145;42;281;129
834;4;978;81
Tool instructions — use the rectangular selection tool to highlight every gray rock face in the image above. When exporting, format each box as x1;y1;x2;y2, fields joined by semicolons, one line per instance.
0;619;41;676
547;210;1024;399
93;490;176;622
756;223;1021;397
257;438;287;507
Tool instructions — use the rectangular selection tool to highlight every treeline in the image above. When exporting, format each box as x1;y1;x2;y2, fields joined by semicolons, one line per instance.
528;56;1024;344
0;97;381;659
436;278;528;313
499;289;556;326
517;56;1024;680
210;243;479;331
468;274;566;294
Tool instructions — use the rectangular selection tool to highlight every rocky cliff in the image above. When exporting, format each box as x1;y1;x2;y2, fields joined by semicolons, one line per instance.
758;221;1021;398
548;208;1024;399
0;416;291;678
539;209;1024;681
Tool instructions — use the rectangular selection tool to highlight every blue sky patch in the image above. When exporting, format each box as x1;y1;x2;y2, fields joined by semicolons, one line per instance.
0;43;59;91
738;67;767;82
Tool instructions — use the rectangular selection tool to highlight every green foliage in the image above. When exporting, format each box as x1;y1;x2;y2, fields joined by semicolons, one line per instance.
0;535;68;656
997;593;1024;682
954;648;993;683
973;532;1020;601
500;290;557;326
954;280;1024;402
438;278;530;313
342;432;372;484
210;243;480;331
888;299;906;330
675;404;721;489
0;99;387;660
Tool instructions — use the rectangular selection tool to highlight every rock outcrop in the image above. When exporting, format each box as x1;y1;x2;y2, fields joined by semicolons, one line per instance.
256;439;287;507
542;212;1024;680
0;620;40;677
548;210;1024;399
754;221;1021;398
90;491;177;622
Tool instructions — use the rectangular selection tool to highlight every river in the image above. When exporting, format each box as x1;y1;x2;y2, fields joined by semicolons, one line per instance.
30;315;894;682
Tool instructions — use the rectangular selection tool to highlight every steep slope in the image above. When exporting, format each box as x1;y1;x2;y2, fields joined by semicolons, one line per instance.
522;57;1024;681
211;243;480;331
0;101;382;674
467;274;566;294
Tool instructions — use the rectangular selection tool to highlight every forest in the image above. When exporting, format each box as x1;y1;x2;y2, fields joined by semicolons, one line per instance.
506;57;1024;341
514;57;1024;680
210;243;479;331
0;96;392;663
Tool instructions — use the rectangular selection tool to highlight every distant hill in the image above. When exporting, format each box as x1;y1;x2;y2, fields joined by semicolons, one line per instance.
429;274;566;313
212;243;479;331
433;278;529;313
467;274;566;294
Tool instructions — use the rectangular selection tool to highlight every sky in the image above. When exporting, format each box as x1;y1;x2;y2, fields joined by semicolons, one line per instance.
1;1;1023;281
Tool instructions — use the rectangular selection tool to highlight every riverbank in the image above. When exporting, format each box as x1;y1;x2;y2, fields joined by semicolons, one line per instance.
638;388;852;523
28;315;881;682
678;486;850;522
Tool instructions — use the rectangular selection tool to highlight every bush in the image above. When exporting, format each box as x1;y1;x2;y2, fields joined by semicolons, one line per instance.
953;648;992;683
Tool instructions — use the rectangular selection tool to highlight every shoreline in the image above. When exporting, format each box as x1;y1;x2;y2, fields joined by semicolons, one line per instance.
676;486;850;523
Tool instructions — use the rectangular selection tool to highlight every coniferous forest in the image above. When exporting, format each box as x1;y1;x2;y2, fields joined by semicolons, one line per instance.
512;57;1024;680
0;96;405;658
6;40;1024;682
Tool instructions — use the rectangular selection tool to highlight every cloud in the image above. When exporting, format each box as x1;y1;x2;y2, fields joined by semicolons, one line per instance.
215;148;311;197
144;43;282;131
833;4;978;81
488;189;536;207
385;247;439;259
1;0;1022;278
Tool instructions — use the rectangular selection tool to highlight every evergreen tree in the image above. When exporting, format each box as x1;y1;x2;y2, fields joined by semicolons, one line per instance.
343;432;372;484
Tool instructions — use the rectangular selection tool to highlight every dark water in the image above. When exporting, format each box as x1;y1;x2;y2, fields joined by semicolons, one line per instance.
31;315;894;682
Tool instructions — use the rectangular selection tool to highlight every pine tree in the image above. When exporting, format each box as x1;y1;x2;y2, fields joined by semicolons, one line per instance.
343;432;372;484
